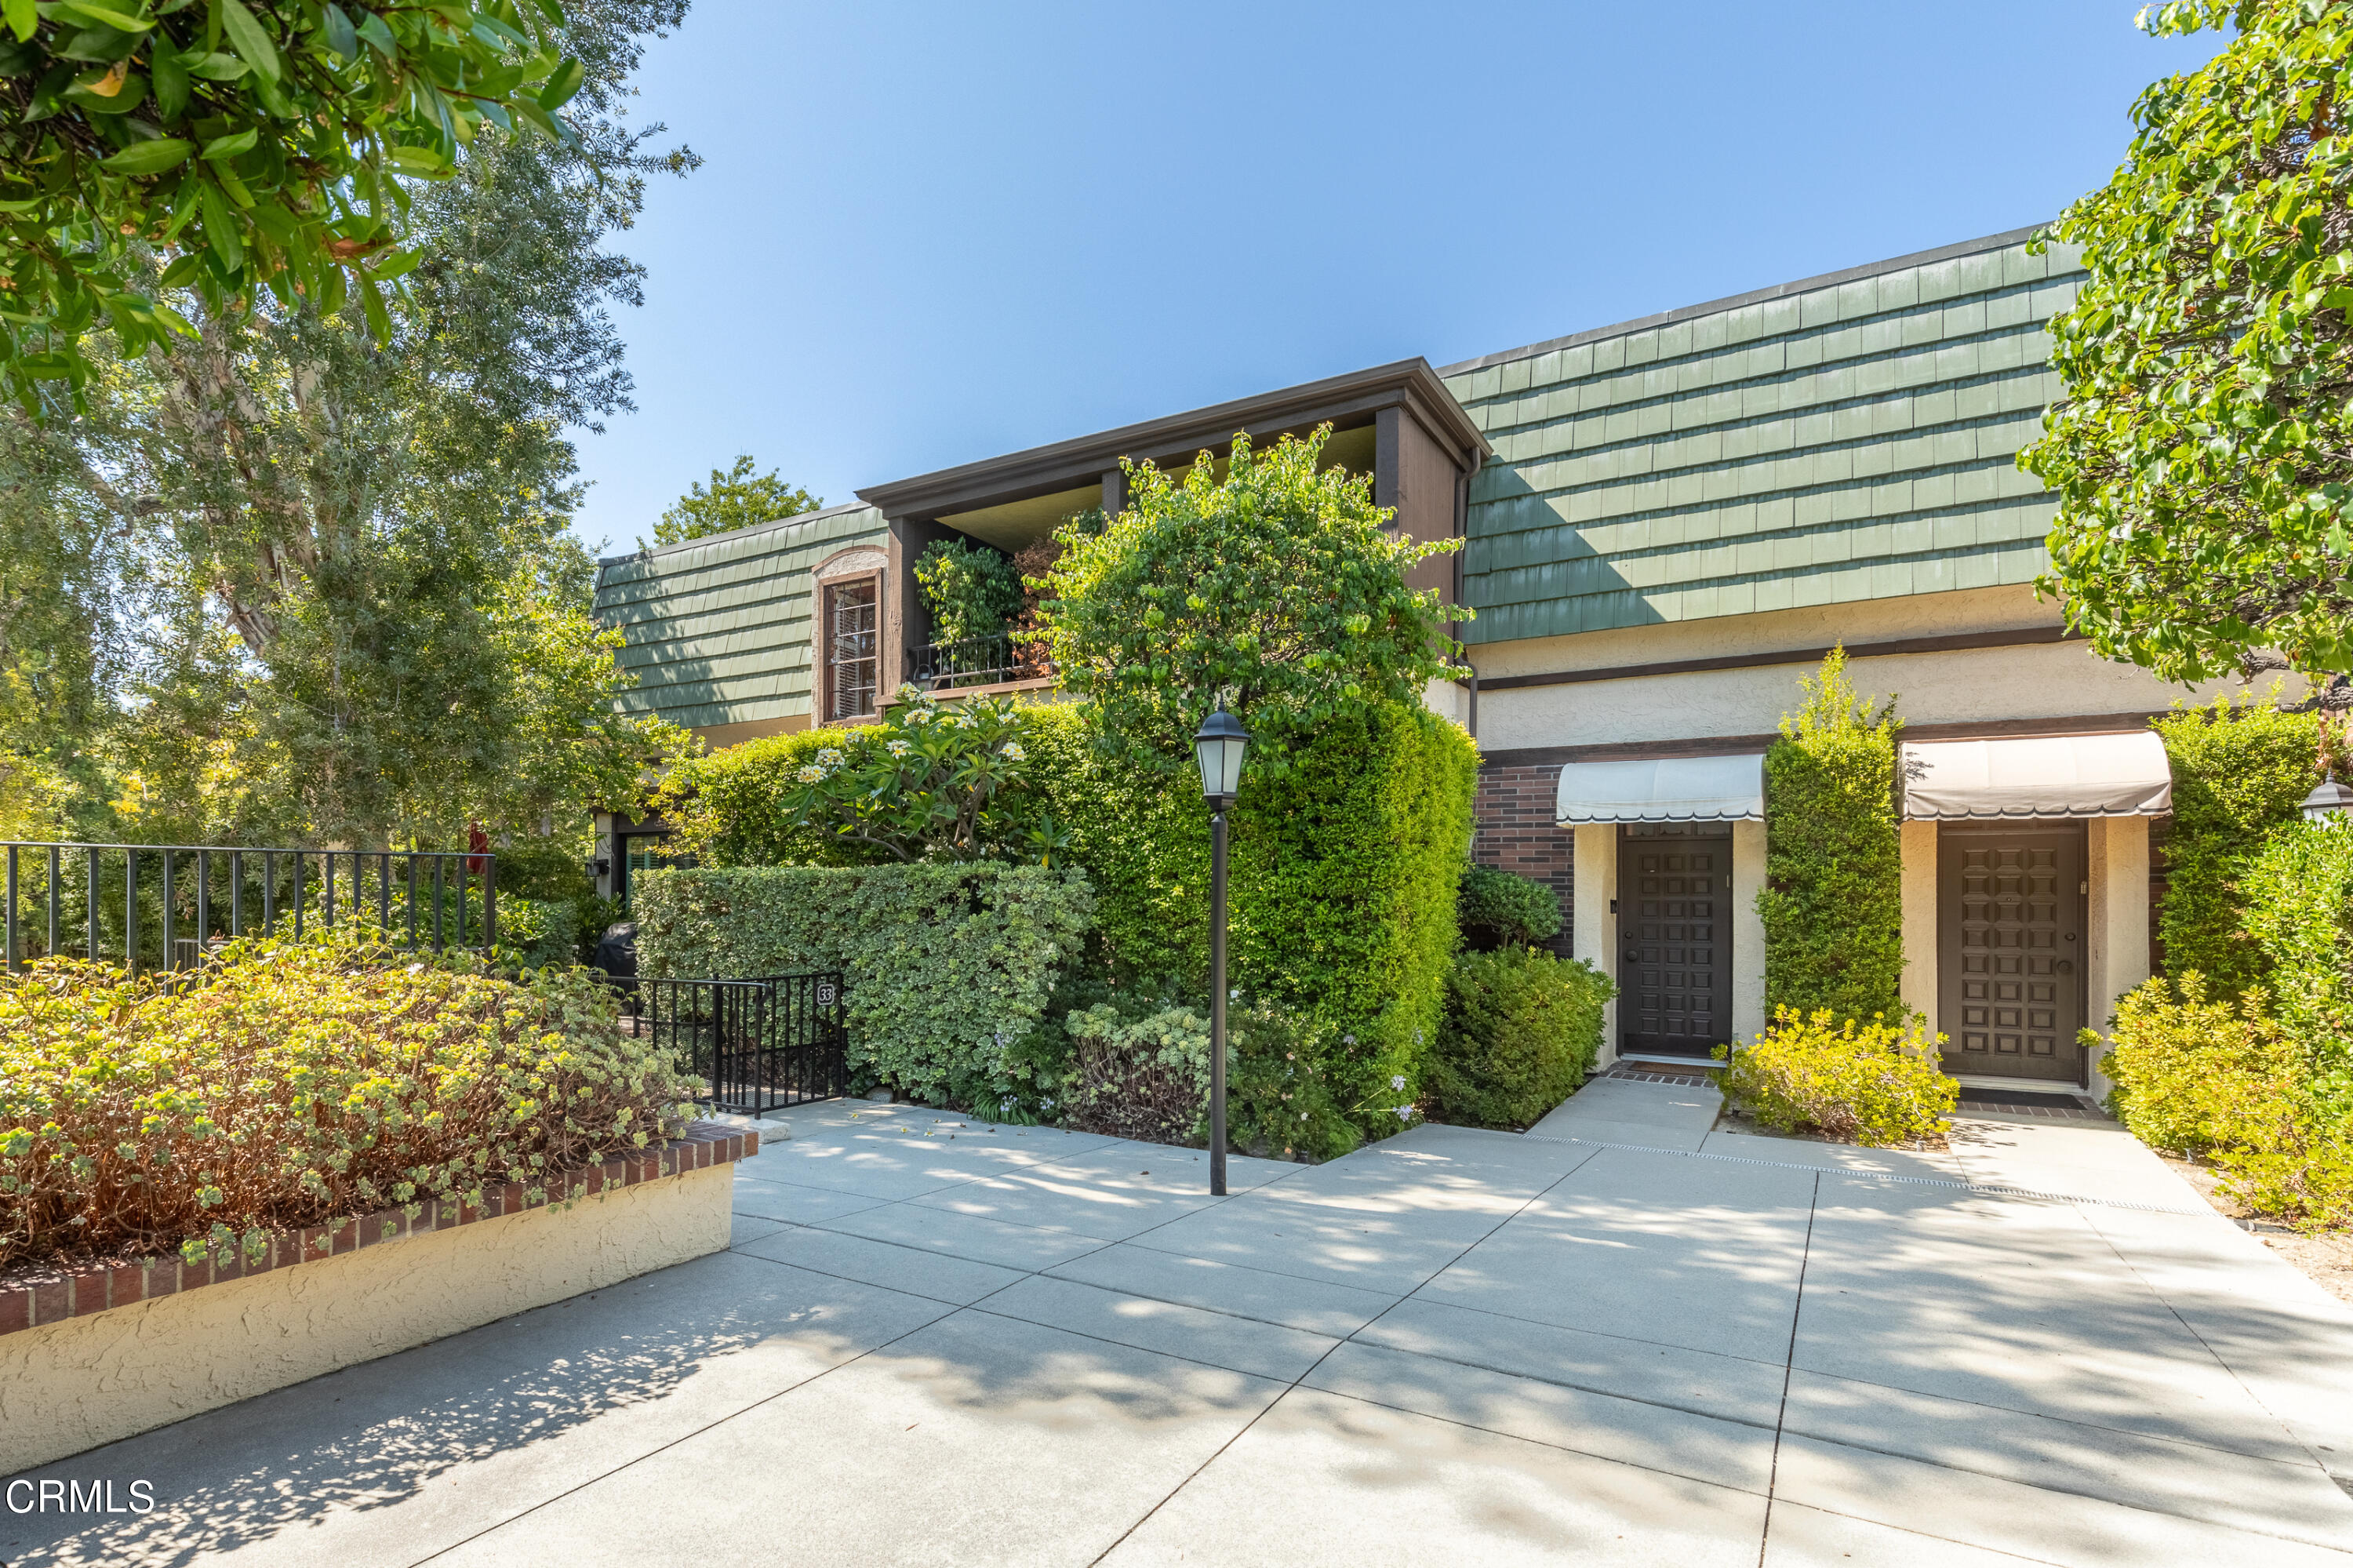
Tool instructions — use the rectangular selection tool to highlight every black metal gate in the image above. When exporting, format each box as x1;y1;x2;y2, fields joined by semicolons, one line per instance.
626;973;848;1114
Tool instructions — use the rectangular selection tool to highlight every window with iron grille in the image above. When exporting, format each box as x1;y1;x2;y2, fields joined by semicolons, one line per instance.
827;580;878;719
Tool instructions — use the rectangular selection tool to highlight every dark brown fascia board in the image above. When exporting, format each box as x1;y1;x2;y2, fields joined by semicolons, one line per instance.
1478;709;2162;771
854;358;1490;522
1438;224;2053;379
1475;625;2082;693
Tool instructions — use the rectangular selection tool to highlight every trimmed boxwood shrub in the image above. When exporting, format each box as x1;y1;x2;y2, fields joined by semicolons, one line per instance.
1457;863;1562;951
631;862;1094;1108
1020;698;1476;1128
1427;947;1613;1130
2152;693;2322;997
0;934;701;1273
1758;648;1904;1022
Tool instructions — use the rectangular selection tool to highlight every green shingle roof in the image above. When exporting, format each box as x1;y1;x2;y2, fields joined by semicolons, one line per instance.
591;503;889;730
1441;228;2082;644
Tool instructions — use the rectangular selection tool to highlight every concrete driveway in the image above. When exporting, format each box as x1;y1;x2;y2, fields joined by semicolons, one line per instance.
10;1082;2353;1567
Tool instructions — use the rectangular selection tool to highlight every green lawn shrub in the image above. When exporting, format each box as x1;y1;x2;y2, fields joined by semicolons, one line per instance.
2238;820;2353;1104
1020;698;1475;1132
1427;948;1613;1130
1063;1002;1211;1144
1720;1006;1956;1147
0;933;701;1273
2104;973;2353;1227
1220;1002;1362;1162
1758;648;1905;1020
631;862;1094;1108
2153;693;2321;996
1457;863;1562;951
497;897;581;973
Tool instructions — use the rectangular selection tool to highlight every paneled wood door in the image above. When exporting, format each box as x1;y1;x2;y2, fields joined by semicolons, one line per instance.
1937;824;2086;1083
1619;825;1734;1060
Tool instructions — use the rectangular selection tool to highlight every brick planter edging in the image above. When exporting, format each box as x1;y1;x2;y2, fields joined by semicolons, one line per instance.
0;1121;758;1340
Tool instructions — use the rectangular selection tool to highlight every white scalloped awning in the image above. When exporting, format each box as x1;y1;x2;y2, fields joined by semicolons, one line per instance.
1901;732;2173;820
1555;755;1765;825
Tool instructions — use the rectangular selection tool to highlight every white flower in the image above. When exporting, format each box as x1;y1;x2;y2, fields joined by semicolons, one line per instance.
816;748;844;767
1298;1111;1307;1121
1394;1105;1416;1122
999;741;1026;760
1343;1033;1356;1046
1230;988;1241;1000
886;739;911;757
796;765;826;784
1391;1075;1406;1091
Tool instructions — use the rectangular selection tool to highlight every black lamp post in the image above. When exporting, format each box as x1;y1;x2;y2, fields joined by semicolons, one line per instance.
1194;697;1250;1197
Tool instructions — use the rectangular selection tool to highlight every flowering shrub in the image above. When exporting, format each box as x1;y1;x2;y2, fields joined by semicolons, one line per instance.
1718;1007;1957;1147
1428;948;1613;1129
0;933;701;1273
2104;973;2353;1228
1219;1003;1360;1162
776;687;1064;864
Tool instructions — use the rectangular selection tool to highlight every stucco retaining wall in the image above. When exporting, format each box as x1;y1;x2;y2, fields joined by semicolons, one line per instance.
0;1131;747;1475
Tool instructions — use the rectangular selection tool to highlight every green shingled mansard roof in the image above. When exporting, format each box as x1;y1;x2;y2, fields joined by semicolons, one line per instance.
1440;227;2082;644
593;501;889;730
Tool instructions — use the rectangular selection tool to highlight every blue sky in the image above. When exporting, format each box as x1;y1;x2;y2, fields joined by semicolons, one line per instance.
565;1;2228;556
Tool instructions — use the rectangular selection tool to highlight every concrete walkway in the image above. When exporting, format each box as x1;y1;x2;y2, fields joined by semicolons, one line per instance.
12;1086;2353;1566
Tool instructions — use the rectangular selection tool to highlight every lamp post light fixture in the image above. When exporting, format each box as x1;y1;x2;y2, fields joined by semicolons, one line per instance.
2304;773;2353;824
1193;697;1250;1197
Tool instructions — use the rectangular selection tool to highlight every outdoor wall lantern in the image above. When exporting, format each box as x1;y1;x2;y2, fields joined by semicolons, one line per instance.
2304;773;2353;823
1193;697;1250;1197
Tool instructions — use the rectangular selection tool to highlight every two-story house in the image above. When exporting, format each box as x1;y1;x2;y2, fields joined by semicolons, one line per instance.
594;226;2237;1095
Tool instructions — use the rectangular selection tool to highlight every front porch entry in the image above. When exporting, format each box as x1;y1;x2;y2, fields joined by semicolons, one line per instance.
1618;823;1734;1060
1935;822;2088;1084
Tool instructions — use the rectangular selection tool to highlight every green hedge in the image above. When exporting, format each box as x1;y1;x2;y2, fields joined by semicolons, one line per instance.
1759;649;1904;1021
2153;693;2321;996
1427;948;1613;1129
496;897;580;973
1020;699;1476;1122
631;863;1095;1106
653;727;847;868
2240;821;2353;1106
1457;862;1562;950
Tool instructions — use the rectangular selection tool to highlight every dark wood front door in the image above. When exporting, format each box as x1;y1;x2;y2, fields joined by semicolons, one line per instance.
1937;824;2086;1083
1619;826;1734;1059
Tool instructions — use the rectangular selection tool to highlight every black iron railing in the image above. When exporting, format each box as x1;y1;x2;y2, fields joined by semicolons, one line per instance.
0;842;495;975
907;632;1047;689
621;972;848;1115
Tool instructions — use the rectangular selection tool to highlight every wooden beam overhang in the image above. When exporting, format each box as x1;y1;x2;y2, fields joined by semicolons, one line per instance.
854;358;1489;522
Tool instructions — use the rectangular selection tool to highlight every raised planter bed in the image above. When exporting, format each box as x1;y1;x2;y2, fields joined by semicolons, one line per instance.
0;1122;758;1476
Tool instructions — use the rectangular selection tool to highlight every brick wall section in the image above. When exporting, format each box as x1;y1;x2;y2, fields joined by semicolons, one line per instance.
1474;763;1576;956
0;1121;758;1339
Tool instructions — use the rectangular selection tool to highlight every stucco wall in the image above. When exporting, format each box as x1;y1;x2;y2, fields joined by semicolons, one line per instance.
0;1163;733;1476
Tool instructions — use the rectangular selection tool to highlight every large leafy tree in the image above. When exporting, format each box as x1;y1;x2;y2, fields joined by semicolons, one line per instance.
0;0;592;415
1036;425;1466;775
2024;0;2353;683
0;0;693;848
646;453;820;548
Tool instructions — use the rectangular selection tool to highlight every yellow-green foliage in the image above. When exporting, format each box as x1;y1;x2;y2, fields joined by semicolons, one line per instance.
2152;693;2322;997
1429;948;1614;1130
0;933;701;1273
1758;649;1905;1020
653;728;846;868
1020;699;1476;1124
2104;974;2353;1228
1721;1006;1956;1148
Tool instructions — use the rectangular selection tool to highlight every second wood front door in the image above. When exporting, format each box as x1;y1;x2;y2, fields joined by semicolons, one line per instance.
1620;826;1734;1059
1937;824;2087;1083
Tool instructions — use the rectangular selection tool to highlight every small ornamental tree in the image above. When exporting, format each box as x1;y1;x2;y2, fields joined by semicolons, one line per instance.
0;1;597;415
1036;425;1466;774
2021;1;2353;682
1758;647;1906;1023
